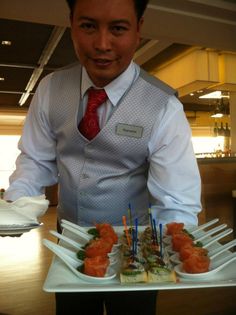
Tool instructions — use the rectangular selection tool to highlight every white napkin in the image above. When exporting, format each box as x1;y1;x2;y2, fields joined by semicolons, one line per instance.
0;195;49;226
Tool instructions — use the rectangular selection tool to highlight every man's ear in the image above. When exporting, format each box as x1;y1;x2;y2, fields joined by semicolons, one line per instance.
136;17;144;46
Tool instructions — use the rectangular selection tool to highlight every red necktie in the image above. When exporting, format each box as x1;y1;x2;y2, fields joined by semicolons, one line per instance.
79;88;108;140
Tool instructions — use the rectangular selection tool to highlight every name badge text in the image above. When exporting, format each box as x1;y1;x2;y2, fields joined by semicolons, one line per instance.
116;123;143;138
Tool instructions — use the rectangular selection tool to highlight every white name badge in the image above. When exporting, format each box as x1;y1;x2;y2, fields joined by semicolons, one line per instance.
115;123;143;138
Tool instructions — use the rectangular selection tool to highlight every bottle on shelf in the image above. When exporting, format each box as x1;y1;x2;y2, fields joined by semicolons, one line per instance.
215;144;222;157
213;122;218;137
218;122;225;136
224;122;231;155
225;123;230;137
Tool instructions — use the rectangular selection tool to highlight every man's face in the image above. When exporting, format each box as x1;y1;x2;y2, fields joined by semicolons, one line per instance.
70;0;143;87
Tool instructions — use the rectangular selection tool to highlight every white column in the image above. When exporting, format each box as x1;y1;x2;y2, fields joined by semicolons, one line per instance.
230;92;236;153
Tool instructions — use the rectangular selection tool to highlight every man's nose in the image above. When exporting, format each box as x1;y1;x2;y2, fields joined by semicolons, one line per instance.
94;29;112;51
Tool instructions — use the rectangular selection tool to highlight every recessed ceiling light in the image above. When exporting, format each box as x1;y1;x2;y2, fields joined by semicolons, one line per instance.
199;91;230;99
0;77;5;81
211;113;223;118
1;40;12;46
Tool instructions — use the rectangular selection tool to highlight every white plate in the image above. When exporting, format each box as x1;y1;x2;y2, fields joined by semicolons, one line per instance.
0;222;42;236
43;224;236;292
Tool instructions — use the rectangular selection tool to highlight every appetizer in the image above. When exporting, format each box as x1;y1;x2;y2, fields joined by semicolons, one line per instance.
83;256;110;277
182;254;210;274
120;225;177;283
120;257;148;283
166;221;210;274
76;222;118;277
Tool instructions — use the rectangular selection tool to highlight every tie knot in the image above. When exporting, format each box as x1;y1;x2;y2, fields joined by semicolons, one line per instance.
87;88;107;112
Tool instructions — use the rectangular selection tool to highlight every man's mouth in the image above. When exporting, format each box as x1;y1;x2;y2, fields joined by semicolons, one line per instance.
93;58;113;66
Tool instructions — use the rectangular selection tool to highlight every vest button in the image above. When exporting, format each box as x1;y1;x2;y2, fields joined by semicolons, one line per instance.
81;173;90;179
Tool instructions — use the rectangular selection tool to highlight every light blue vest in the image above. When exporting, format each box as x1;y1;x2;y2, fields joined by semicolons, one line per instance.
48;63;176;226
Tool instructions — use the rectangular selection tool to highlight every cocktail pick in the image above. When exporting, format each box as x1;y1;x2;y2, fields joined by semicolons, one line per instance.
135;218;138;255
128;203;133;230
159;223;163;258
152;218;158;245
148;203;154;233
122;215;131;247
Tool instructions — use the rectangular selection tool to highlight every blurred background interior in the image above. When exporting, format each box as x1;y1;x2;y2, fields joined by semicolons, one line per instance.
1;1;236;314
1;0;236;188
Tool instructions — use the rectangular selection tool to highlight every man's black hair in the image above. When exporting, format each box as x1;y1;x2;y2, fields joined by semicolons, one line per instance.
65;0;149;21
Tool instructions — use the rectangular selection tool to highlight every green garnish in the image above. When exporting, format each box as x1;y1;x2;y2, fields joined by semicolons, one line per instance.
183;229;194;239
149;266;171;275
87;228;99;238
194;241;203;247
122;270;143;276
77;250;86;260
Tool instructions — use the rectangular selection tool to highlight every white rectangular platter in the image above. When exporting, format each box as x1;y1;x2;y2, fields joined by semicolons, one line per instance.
43;226;236;292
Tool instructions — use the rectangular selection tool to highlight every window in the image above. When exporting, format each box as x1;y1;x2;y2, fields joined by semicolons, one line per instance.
0;135;20;189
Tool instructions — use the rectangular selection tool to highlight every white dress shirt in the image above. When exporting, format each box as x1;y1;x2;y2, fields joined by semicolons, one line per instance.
5;61;201;225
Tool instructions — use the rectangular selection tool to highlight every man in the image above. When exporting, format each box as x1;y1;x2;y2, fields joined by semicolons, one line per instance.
5;0;202;314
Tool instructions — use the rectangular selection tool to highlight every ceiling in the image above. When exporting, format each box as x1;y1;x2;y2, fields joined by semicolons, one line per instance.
0;0;236;132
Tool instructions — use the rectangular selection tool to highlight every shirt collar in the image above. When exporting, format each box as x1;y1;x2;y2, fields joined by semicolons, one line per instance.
81;61;139;107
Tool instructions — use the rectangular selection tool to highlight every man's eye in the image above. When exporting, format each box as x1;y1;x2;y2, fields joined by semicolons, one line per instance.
79;23;95;31
111;25;128;34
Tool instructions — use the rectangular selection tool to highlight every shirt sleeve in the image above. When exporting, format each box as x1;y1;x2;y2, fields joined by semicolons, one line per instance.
147;95;202;226
4;74;58;201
